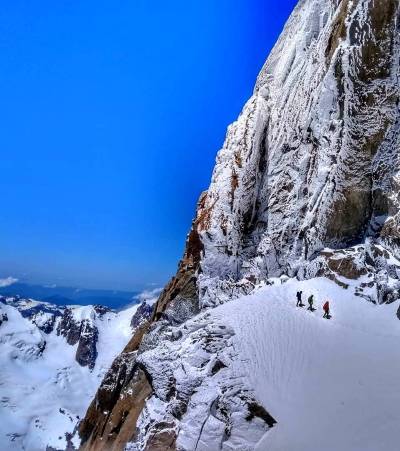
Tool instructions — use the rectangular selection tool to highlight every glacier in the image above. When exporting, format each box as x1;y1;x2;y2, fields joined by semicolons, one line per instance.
0;295;157;450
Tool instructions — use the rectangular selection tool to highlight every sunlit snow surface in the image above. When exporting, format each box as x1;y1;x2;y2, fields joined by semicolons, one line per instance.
3;279;400;451
0;301;138;450
214;278;400;451
126;276;400;451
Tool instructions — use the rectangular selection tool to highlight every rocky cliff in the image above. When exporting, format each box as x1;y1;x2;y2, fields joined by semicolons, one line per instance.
79;1;400;449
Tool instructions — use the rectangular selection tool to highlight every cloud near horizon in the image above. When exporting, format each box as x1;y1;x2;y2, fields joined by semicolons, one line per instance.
135;287;162;305
0;276;18;287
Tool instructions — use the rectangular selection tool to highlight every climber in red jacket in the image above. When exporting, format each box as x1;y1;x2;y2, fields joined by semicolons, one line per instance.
323;300;330;319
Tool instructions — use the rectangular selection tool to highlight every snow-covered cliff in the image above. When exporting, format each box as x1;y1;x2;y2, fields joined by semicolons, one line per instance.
198;0;400;306
79;1;400;450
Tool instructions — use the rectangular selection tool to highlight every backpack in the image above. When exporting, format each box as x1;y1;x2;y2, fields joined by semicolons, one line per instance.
323;301;329;311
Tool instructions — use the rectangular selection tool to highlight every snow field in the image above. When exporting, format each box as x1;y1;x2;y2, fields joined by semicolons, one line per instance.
211;278;400;451
0;302;138;450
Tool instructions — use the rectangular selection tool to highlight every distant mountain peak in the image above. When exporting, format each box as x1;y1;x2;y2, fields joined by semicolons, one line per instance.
0;295;156;449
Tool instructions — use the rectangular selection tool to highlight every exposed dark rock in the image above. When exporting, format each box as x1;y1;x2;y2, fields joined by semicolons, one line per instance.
78;191;209;450
130;301;154;329
75;320;98;370
0;312;8;327
79;366;152;451
79;322;152;450
324;252;368;280
246;401;277;428
57;309;82;346
143;423;177;451
211;359;227;375
13;302;63;334
36;314;58;334
56;308;100;369
93;305;112;317
298;244;400;306
38;340;46;355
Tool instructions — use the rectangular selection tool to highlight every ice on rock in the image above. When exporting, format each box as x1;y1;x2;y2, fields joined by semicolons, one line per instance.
79;1;400;450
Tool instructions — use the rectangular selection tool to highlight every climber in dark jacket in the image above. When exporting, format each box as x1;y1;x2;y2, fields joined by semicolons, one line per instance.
323;300;330;318
296;291;303;307
307;294;314;311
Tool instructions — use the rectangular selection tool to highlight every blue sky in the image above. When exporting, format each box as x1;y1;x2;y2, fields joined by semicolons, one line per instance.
0;0;297;291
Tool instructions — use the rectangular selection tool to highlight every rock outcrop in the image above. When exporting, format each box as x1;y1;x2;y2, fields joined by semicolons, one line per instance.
130;301;154;329
79;1;400;450
298;243;400;303
79;322;152;451
57;307;103;370
0;310;8;327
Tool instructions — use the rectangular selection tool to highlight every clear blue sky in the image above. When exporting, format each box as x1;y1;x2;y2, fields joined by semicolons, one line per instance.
0;0;297;291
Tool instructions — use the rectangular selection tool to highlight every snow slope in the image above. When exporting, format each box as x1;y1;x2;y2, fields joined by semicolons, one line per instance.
123;275;400;451
215;278;400;451
0;300;138;450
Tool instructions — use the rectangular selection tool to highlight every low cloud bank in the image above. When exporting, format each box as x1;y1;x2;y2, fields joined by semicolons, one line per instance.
0;277;18;288
135;287;162;306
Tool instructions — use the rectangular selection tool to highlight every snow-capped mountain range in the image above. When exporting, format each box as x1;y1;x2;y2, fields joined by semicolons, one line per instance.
77;1;400;450
0;294;156;450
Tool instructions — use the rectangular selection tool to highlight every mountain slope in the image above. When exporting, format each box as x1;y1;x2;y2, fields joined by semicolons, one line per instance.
79;1;400;450
0;296;149;450
226;279;400;451
124;274;400;450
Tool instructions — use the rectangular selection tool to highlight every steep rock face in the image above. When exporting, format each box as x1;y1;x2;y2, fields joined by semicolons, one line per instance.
0;310;8;327
75;319;99;369
79;323;152;451
78;198;206;450
130;301;154;329
297;242;400;303
57;308;85;345
198;0;400;306
79;1;400;450
57;307;105;370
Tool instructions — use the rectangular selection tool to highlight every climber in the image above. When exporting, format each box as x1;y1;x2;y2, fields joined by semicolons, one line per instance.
323;300;330;318
296;291;303;307
307;294;314;311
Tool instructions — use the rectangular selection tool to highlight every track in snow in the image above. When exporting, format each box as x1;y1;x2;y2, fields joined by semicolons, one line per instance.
212;278;400;451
